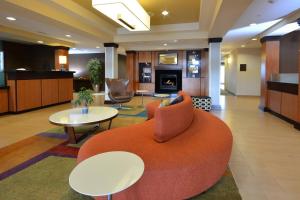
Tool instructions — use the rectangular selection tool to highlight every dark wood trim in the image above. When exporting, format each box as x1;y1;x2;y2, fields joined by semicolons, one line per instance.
126;51;136;54
0;86;9;89
266;108;300;129
260;36;281;43
208;38;223;43
6;71;75;80
267;81;298;95
8;101;72;114
54;46;70;50
104;43;119;48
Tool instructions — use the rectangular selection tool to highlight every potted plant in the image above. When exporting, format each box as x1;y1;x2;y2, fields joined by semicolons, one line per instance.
87;58;103;92
74;87;94;114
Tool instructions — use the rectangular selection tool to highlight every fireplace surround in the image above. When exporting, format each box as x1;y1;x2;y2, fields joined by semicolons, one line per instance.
155;69;182;93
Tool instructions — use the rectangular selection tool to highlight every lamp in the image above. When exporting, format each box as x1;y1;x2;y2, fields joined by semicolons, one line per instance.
92;0;150;31
59;55;67;71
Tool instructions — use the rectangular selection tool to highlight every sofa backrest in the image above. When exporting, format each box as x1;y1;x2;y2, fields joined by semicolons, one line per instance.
154;92;194;142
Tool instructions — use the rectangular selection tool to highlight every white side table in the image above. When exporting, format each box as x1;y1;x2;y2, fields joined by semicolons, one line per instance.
136;90;149;106
69;151;144;200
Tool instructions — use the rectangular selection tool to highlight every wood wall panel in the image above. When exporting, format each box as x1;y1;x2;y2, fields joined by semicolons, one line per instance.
0;89;8;113
126;52;136;91
201;77;209;96
281;93;298;121
126;50;209;95
138;51;152;63
17;80;42;111
267;90;281;114
136;83;155;93
41;79;59;106
260;41;280;109
7;80;16;112
58;78;73;102
182;78;200;96
201;50;209;78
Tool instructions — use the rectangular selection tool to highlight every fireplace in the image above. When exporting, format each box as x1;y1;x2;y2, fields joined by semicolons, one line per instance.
155;70;182;93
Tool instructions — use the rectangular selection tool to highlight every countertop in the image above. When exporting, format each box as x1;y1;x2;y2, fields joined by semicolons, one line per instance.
267;81;298;95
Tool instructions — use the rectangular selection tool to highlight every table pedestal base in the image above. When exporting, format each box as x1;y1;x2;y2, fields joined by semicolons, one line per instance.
64;119;114;144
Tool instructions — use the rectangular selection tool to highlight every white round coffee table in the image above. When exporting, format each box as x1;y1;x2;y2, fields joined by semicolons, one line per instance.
69;151;144;200
49;106;118;143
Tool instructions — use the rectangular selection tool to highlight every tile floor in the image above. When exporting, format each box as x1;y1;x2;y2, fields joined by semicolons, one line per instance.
0;95;300;200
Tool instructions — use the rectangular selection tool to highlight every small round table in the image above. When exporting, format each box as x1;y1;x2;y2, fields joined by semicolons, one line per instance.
69;151;144;200
136;90;149;106
153;93;170;101
49;106;118;144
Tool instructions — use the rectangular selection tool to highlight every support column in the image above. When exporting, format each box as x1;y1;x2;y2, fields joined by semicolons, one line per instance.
104;43;119;101
208;38;222;109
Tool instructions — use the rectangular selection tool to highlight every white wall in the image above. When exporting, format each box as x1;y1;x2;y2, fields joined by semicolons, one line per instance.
225;50;237;94
225;48;261;96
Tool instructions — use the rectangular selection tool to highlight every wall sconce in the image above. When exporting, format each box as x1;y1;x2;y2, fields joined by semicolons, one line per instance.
59;55;67;71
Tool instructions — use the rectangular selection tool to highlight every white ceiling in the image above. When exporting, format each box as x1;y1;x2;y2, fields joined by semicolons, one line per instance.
0;0;299;53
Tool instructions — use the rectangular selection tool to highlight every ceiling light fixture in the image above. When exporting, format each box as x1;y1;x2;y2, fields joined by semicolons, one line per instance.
6;17;16;21
249;23;257;26
241;45;245;48
174;39;178;43
96;46;100;48
92;0;150;31
163;43;167;46
252;38;257;41
37;41;44;44
65;34;71;38
162;10;169;16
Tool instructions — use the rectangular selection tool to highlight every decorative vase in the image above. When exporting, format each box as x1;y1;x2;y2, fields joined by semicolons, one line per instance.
92;84;99;93
82;106;89;114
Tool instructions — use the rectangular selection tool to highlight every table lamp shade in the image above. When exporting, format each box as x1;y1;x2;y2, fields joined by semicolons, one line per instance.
59;55;67;65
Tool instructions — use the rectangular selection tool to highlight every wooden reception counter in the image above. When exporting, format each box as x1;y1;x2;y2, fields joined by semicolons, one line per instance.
266;81;298;122
6;71;74;113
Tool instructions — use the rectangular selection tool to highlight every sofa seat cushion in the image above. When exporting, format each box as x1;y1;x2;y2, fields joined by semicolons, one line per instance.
154;93;194;142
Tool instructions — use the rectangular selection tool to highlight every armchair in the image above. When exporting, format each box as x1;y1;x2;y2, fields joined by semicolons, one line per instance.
105;78;134;109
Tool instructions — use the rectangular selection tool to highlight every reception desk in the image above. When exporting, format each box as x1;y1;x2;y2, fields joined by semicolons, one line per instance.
267;81;298;122
0;86;9;114
6;71;74;113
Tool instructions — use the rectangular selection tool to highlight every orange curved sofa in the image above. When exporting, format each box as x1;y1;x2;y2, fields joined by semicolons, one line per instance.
77;92;233;200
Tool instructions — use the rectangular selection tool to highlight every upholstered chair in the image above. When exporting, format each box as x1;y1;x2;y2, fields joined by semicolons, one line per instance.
105;78;134;109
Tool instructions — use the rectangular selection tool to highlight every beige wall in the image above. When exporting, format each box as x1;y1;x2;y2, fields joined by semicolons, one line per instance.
225;48;261;96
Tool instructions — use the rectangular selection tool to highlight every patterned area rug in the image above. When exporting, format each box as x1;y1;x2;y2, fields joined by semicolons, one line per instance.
0;106;241;200
0;149;241;200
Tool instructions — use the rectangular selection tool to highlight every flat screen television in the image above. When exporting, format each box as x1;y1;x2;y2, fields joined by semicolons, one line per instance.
158;52;178;65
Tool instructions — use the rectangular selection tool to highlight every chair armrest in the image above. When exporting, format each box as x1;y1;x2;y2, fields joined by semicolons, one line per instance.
146;100;160;119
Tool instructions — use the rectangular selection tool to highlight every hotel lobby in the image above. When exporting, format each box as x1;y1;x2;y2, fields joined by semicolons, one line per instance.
1;0;300;200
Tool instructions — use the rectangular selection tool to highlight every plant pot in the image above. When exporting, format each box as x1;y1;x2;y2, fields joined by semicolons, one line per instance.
92;84;99;93
81;106;89;114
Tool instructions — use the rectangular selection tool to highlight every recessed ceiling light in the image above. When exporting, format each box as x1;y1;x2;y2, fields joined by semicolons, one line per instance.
37;40;44;44
241;45;245;48
6;17;16;21
174;40;178;43
163;43;167;46
72;48;76;50
65;34;71;38
252;38;258;41
162;10;169;16
96;46;100;48
249;23;257;26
